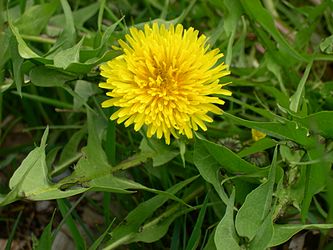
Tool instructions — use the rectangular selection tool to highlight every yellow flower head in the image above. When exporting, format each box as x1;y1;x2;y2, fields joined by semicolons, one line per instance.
251;128;266;141
99;23;231;144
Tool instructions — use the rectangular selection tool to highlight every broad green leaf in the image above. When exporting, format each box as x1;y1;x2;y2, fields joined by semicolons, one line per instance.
278;166;306;212
235;147;277;240
320;34;333;54
214;189;240;250
91;173;192;208
9;22;40;59
63;17;123;70
49;49;120;74
139;138;179;167
104;176;198;249
14;1;58;35
269;224;333;247
88;175;142;194
83;109;109;168
0;188;19;206
132;210;184;243
25;186;86;201
296;111;333;138
28;172;186;201
301;144;330;221
194;136;266;206
48;7;122;73
0;116;151;202
4;131;177;201
238;137;276;158
26;173;163;201
29;66;76;87
128;198;202;247
9;127;50;195
64;110;110;182
196;136;264;175
54;37;84;69
248;211;274;250
29;110;185;202
279;144;304;164
224;112;314;147
194;139;229;205
3;127;87;202
73;80;98;109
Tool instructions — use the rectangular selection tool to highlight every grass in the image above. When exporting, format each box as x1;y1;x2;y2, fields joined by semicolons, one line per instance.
1;0;333;249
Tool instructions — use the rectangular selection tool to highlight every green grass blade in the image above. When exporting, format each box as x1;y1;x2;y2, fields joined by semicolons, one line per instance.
5;210;22;250
289;60;313;113
185;194;209;250
56;198;86;249
12;90;73;109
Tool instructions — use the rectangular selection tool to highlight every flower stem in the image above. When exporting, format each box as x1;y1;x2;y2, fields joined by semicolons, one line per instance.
21;34;56;44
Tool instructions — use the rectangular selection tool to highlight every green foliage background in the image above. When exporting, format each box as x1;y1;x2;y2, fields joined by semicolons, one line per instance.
1;0;333;249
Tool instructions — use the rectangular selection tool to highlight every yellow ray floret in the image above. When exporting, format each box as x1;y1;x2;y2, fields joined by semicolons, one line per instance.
99;22;231;144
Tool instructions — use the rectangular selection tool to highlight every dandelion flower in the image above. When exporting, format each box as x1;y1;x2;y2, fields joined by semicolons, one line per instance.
99;23;231;144
251;129;266;141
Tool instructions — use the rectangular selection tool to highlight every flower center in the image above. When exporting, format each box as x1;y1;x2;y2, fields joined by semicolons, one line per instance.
144;61;180;99
153;66;173;86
